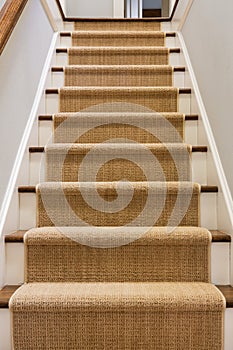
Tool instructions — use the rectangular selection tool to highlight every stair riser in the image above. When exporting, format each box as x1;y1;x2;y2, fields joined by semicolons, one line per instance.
4;241;230;286
38;119;198;146
28;151;207;185
56;51;181;67
45;93;191;115
59;36;177;48
2;308;232;350
51;70;185;88
18;192;217;230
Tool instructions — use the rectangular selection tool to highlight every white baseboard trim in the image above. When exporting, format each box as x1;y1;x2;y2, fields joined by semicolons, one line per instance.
0;33;58;288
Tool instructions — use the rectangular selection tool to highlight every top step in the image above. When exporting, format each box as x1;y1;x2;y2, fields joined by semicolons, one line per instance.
73;20;162;31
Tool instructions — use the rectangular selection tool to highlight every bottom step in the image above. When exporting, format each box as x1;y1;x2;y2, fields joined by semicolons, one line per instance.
10;282;224;350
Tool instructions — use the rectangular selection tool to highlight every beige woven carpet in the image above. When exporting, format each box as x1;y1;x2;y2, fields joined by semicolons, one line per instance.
72;31;165;47
64;65;173;87
25;227;211;283
53;112;185;143
10;20;225;350
74;21;161;31
68;47;169;65
45;143;191;182
59;87;178;112
10;282;225;350
36;182;200;227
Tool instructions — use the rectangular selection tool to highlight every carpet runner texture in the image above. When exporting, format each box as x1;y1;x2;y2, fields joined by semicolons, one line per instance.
36;182;200;227
53;112;185;143
10;283;225;350
59;87;178;112
74;21;161;31
68;47;170;65
64;65;173;87
45;143;192;182
24;227;211;283
71;31;165;47
10;20;225;350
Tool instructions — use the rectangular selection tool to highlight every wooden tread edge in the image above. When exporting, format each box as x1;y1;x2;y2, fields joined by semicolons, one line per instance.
29;146;207;153
17;185;218;193
4;230;231;244
51;66;186;72
45;88;192;94
38;114;199;122
56;48;181;54
60;32;176;37
1;284;233;308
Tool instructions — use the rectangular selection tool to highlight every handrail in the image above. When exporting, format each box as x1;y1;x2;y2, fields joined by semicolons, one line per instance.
0;0;28;55
55;0;180;22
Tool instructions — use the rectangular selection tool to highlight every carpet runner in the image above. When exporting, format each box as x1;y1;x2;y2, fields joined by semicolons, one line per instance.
10;19;225;350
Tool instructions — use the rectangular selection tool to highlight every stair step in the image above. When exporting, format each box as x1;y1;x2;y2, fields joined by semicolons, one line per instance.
28;144;207;184
29;145;207;153
4;229;230;285
4;229;231;243
18;185;218;193
2;284;232;309
38;113;198;121
45;87;192;115
50;65;186;88
73;19;162;31
56;47;181;67
51;66;186;73
8;282;225;349
59;31;177;48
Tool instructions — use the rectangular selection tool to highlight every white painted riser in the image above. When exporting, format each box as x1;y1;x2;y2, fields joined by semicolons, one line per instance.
45;93;191;115
59;36;178;49
29;152;207;185
56;52;182;68
51;70;186;88
38;119;199;146
1;307;233;350
4;240;230;286
18;192;218;230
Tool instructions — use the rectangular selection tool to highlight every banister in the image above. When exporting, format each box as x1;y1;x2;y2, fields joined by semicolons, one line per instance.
0;0;28;55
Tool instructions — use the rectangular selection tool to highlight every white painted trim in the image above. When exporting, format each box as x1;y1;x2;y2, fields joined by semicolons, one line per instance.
0;33;58;288
40;0;58;32
177;0;194;31
113;0;124;18
177;32;233;229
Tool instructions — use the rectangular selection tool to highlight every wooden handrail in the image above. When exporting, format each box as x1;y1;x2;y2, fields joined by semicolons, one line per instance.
0;0;28;55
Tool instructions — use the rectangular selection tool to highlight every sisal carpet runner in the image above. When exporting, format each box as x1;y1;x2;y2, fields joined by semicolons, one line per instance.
68;47;170;65
10;19;225;350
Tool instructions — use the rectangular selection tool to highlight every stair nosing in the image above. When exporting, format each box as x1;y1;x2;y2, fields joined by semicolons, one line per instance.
1;284;233;308
4;230;231;244
45;88;191;94
17;185;218;193
59;31;176;38
38;114;199;122
56;48;181;54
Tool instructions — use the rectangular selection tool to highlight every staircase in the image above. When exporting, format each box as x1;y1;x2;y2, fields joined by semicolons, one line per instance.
1;19;233;349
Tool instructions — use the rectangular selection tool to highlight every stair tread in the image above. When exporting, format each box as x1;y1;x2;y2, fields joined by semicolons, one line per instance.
60;31;176;37
29;145;207;153
4;229;231;243
38;114;199;121
17;184;219;193
56;47;181;53
1;284;233;308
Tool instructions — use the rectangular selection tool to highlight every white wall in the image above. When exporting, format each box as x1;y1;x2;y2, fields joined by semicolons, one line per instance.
0;0;6;10
66;0;113;17
169;0;176;15
0;0;53;211
182;0;233;200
